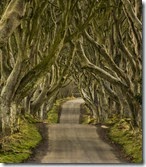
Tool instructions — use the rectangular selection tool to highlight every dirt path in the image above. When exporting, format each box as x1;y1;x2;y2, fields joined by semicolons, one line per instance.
26;98;125;163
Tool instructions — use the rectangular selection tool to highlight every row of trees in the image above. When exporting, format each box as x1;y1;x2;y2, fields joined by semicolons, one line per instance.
0;0;142;136
72;0;142;127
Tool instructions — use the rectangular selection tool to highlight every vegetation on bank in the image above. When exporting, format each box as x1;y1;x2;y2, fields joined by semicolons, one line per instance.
0;118;42;163
80;104;142;163
106;117;142;163
47;97;75;123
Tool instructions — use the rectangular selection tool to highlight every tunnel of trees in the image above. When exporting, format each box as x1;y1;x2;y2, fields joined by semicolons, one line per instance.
0;0;142;136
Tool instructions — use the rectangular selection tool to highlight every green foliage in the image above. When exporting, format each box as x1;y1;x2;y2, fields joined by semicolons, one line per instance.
107;118;142;163
0;119;42;163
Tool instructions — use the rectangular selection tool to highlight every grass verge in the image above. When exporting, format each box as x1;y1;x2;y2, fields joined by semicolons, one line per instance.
105;117;142;163
0;118;42;163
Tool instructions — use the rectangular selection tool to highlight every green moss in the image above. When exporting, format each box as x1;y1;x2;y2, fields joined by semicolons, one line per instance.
0;153;30;163
0;119;42;163
47;104;59;123
107;118;142;163
47;100;62;123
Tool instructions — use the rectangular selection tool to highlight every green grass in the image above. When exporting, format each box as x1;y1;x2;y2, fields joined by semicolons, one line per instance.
0;119;42;163
106;118;142;163
47;102;59;123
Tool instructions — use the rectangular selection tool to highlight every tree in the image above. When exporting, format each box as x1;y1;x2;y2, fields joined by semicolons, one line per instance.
72;0;142;127
0;0;142;136
0;0;99;135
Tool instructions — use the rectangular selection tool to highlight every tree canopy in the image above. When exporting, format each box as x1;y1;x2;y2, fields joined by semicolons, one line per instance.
0;0;142;135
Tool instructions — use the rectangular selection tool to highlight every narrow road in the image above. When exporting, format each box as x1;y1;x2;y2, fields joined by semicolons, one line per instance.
27;98;123;163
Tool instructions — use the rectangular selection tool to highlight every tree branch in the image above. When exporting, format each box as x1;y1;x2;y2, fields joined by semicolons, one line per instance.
0;0;25;46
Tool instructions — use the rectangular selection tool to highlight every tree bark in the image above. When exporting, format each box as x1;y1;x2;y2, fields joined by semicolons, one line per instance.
0;56;23;135
0;0;25;46
121;0;142;31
